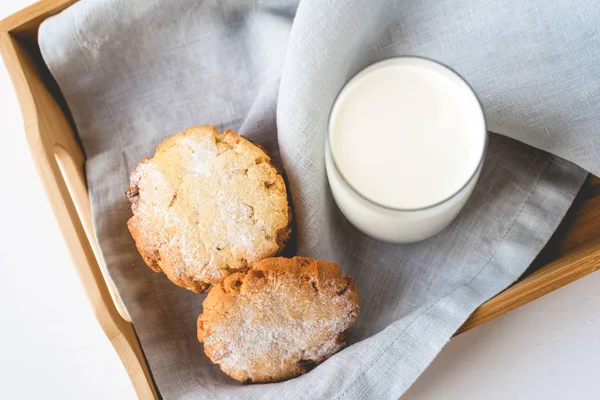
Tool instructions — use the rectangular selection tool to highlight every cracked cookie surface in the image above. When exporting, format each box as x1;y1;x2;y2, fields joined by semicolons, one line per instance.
197;256;360;383
126;126;291;293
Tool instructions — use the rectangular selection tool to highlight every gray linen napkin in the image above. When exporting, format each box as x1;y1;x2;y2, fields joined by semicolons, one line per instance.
39;0;598;398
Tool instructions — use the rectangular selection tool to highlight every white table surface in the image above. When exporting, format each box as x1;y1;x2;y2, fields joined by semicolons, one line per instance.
1;2;599;399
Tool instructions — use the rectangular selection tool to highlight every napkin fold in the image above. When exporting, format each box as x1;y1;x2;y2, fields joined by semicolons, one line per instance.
39;0;598;398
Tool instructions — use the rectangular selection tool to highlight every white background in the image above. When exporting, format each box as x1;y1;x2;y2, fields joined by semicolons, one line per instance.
1;1;599;399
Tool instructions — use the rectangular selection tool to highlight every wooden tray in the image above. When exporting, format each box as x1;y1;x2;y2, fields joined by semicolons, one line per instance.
2;1;599;398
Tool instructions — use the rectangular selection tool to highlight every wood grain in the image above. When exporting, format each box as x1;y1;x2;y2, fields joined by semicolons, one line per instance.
457;175;600;334
0;2;158;398
457;236;600;335
0;0;77;40
2;0;600;397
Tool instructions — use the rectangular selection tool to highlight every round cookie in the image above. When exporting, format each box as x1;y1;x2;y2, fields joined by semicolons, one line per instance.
197;256;360;383
126;126;291;293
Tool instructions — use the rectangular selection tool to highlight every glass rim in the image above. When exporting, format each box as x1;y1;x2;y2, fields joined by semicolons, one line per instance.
326;55;488;212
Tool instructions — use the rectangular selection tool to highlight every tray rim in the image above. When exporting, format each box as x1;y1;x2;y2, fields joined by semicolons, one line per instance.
1;1;159;399
2;0;599;398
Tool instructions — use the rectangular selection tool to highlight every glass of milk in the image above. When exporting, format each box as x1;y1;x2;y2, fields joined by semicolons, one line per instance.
326;57;486;243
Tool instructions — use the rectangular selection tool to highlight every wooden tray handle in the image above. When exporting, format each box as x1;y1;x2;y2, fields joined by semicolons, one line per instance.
0;30;158;400
54;144;131;321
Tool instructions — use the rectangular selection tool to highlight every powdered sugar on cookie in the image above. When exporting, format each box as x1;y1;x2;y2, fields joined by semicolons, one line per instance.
126;126;291;293
197;257;360;383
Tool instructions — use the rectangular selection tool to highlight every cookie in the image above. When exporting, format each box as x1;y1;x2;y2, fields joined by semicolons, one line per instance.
197;256;360;383
126;126;291;293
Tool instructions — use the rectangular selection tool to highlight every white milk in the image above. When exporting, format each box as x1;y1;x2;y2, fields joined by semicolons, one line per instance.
326;57;486;243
